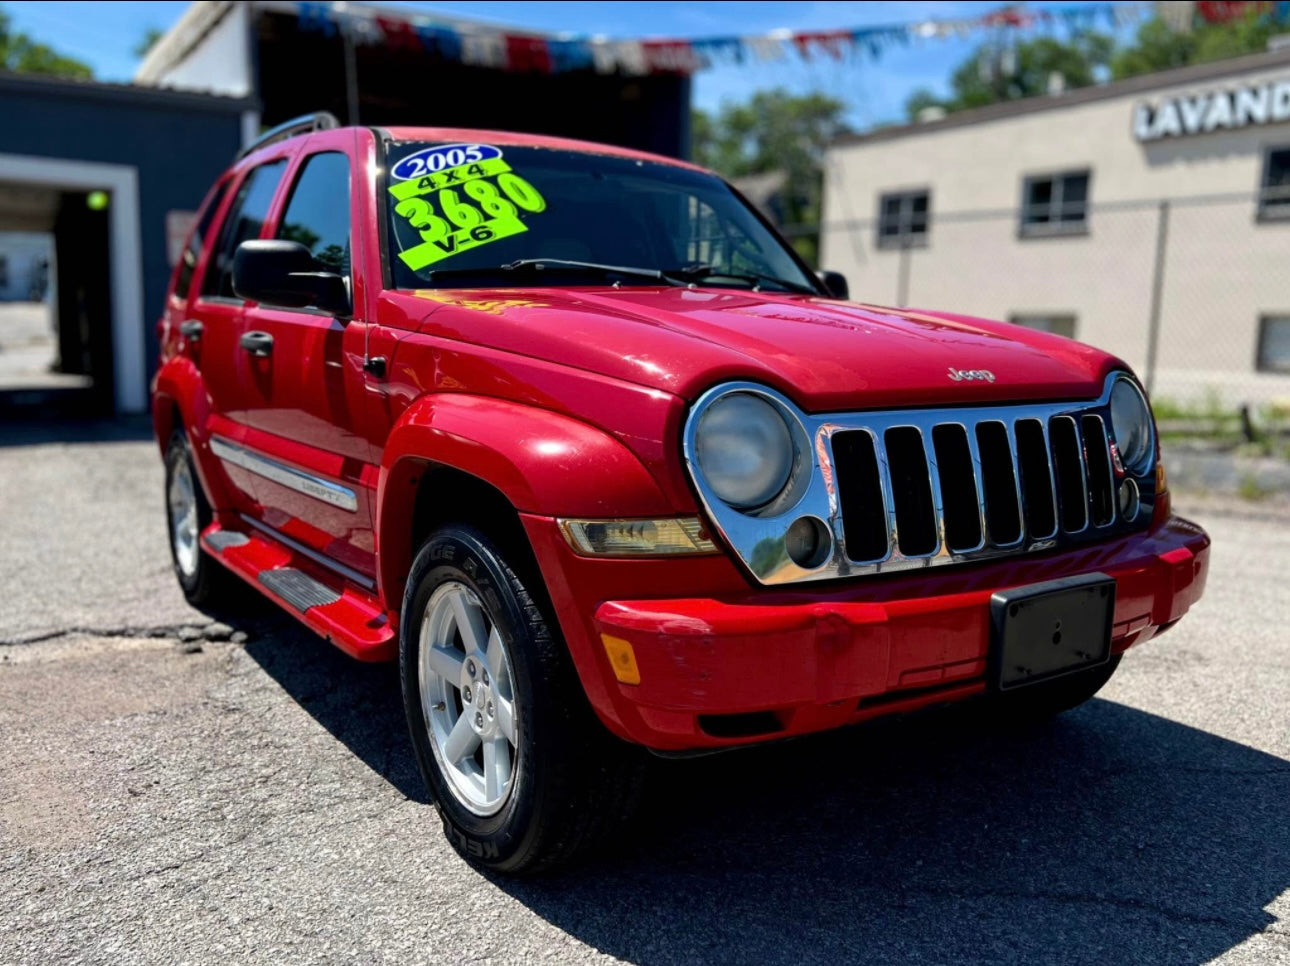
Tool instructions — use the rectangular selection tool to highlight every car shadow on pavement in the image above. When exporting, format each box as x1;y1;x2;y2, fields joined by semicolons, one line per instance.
503;701;1289;966
230;613;429;803
231;623;1288;965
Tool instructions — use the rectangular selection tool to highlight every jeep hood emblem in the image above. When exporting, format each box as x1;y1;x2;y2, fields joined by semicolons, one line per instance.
947;367;996;383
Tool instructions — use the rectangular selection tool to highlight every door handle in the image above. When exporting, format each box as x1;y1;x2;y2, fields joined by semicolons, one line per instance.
179;320;203;340
240;330;274;357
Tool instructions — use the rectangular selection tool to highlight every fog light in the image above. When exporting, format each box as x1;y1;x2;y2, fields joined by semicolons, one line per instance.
1118;478;1140;521
785;516;832;568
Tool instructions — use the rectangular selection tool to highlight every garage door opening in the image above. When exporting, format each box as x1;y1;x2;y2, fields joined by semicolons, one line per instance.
0;154;145;418
0;182;114;414
0;182;122;416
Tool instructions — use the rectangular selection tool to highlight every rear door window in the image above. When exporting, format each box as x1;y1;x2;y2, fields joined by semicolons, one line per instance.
200;159;288;300
174;181;229;301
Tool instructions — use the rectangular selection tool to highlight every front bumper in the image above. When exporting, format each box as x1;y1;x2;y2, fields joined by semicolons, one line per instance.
522;513;1210;751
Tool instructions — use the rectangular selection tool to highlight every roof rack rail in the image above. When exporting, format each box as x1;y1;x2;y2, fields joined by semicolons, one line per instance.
237;111;341;160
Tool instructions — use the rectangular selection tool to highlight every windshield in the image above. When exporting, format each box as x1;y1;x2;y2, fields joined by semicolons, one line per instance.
382;141;820;293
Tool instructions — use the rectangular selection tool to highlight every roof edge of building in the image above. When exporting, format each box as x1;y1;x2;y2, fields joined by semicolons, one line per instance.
135;0;236;84
0;69;257;113
134;0;561;86
834;45;1290;150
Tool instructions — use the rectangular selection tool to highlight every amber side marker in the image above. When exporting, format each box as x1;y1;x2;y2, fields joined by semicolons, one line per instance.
600;634;641;685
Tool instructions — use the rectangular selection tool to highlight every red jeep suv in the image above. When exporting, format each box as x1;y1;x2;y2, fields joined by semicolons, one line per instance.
153;113;1210;873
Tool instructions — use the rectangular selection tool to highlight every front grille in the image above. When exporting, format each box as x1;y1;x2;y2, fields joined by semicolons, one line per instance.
832;408;1124;568
1015;419;1056;539
683;374;1155;586
885;426;937;556
832;431;887;561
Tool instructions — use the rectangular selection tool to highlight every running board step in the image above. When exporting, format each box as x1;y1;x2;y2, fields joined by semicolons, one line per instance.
200;522;394;662
259;568;340;612
206;530;250;551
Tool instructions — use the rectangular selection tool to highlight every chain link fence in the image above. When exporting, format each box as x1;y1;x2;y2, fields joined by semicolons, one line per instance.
798;190;1290;448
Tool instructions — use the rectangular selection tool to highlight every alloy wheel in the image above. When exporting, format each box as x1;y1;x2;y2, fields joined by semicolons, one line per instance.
417;581;520;816
168;457;200;579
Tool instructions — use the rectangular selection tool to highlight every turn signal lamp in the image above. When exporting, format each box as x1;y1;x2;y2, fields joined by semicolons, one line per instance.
559;518;717;556
600;634;641;685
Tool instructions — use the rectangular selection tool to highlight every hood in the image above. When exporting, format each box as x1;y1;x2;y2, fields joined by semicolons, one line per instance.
391;286;1119;412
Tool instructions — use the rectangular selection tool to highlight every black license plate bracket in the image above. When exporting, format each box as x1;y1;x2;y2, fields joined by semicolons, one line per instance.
990;573;1116;691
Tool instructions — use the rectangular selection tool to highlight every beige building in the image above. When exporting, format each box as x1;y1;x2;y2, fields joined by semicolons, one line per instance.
822;47;1290;408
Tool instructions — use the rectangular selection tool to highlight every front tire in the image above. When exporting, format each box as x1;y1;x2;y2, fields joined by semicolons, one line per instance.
399;525;644;874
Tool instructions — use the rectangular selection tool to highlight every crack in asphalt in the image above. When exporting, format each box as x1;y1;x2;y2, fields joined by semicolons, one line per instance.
0;622;249;647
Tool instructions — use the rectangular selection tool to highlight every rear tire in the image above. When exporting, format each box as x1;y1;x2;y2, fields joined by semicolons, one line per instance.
400;524;645;874
164;430;234;607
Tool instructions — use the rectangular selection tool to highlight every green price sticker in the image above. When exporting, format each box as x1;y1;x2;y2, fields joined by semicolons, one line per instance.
390;159;548;271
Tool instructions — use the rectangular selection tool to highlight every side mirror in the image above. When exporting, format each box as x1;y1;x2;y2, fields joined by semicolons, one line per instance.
817;270;849;300
232;240;350;318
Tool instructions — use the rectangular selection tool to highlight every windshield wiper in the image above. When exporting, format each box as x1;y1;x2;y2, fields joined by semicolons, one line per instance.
664;263;819;295
428;258;683;286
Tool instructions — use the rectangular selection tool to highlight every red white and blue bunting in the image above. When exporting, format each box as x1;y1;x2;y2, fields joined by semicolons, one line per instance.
295;1;1290;75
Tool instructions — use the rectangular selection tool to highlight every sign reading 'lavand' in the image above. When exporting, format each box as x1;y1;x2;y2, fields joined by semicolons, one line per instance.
1134;77;1290;141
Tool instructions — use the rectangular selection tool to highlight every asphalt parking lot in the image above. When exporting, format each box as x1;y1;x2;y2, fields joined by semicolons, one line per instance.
1;419;1287;965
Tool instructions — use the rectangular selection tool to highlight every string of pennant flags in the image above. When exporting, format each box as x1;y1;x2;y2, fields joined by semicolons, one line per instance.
296;1;1290;75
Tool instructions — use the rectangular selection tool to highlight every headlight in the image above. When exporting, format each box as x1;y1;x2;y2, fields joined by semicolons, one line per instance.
695;392;793;509
1109;376;1154;475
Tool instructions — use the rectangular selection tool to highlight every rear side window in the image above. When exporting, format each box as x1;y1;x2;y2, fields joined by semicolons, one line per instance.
276;152;351;276
174;181;229;301
201;159;288;299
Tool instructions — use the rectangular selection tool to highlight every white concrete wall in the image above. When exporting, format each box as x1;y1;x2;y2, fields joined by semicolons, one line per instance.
822;59;1290;407
152;3;252;96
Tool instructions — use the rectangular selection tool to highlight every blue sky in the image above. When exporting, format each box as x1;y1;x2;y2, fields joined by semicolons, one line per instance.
2;1;1141;128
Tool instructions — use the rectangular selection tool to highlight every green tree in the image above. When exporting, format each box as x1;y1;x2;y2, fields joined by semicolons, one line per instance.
905;10;1279;121
0;8;92;79
905;33;1113;119
905;88;947;120
1112;10;1275;79
133;27;164;60
691;89;850;265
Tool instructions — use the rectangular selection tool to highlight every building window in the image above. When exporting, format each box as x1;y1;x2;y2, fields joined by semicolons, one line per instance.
0;255;8;289
1020;171;1090;237
877;190;930;248
1010;313;1077;339
1257;316;1290;373
1258;148;1290;222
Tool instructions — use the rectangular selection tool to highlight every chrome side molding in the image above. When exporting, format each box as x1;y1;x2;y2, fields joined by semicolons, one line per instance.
210;436;359;513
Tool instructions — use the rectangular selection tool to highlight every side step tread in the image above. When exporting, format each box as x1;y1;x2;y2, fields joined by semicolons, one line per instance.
259;567;341;612
200;522;395;662
206;530;250;551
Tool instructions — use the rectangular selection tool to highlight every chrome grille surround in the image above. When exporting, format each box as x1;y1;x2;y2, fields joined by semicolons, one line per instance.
682;372;1157;586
